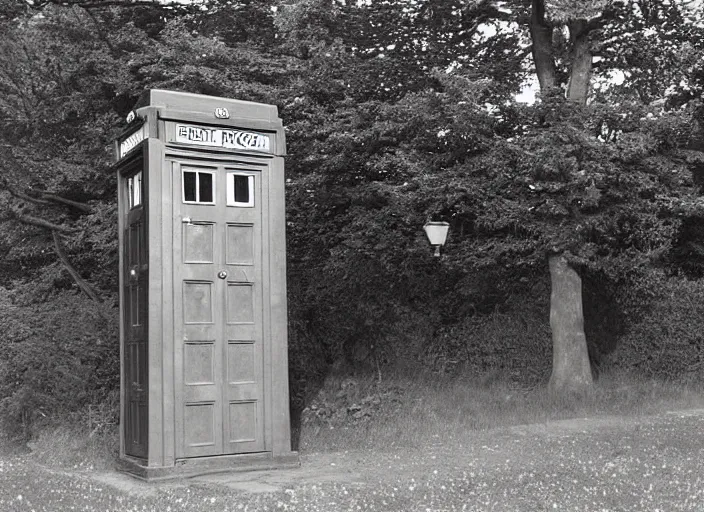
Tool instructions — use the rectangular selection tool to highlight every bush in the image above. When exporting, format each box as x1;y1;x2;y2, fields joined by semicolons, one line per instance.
607;275;704;381
0;287;119;438
426;312;552;384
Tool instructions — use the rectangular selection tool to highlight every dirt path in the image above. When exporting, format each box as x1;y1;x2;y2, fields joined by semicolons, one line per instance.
1;409;703;511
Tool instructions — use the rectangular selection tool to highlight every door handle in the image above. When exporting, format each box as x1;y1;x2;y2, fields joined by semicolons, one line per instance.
128;266;139;283
218;270;228;279
182;217;192;224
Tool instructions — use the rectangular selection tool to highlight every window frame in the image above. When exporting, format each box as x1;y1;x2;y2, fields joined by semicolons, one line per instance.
226;172;255;208
182;168;216;205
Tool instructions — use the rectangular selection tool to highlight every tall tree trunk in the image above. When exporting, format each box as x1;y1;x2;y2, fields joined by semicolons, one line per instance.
527;1;594;395
529;0;557;92
528;1;594;396
549;19;594;396
548;254;592;396
566;19;592;105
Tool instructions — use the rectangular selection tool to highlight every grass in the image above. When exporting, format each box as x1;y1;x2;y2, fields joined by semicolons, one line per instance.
24;423;119;471
15;390;121;470
9;368;704;471
298;369;704;453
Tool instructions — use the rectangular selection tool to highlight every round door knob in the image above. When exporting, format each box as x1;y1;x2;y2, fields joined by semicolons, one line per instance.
218;270;228;279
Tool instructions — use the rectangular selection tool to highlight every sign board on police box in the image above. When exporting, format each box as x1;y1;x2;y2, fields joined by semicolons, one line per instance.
119;125;147;159
175;124;271;153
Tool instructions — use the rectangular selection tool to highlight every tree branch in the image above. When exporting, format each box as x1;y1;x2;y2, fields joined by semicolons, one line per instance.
2;176;93;212
52;231;102;303
39;192;93;213
585;8;618;32
5;185;53;207
13;211;76;233
1;186;100;302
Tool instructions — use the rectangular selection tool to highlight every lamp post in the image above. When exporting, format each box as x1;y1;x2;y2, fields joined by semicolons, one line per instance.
423;221;450;257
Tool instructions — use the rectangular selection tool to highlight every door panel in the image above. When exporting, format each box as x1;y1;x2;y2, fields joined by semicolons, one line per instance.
226;224;254;265
184;223;215;263
173;163;264;458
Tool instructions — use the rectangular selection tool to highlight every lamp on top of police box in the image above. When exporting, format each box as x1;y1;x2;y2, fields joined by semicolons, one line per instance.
423;221;450;257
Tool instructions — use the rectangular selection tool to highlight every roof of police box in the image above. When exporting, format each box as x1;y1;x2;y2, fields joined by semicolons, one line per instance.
135;89;280;122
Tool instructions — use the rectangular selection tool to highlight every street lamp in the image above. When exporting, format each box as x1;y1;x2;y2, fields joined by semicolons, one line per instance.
423;221;450;257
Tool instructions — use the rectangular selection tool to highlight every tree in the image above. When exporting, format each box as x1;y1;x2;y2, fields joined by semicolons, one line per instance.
271;0;704;397
524;0;704;395
312;0;704;395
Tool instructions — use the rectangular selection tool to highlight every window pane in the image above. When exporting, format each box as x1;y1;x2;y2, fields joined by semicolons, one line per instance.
199;173;213;203
133;172;142;206
183;171;197;202
233;175;250;204
128;172;143;208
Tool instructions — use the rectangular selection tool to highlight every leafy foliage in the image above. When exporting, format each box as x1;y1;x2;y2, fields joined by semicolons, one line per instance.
544;0;609;22
608;274;704;380
593;0;704;105
0;0;703;434
0;288;118;437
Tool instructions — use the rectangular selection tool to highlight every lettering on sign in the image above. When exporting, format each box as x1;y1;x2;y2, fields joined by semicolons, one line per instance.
221;130;270;151
176;124;271;153
120;125;147;158
176;125;221;146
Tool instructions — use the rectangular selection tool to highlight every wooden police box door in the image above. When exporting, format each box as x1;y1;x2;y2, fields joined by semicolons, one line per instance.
173;163;266;458
123;168;148;459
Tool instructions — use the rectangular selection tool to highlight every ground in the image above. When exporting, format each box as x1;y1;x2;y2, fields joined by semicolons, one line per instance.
1;409;703;511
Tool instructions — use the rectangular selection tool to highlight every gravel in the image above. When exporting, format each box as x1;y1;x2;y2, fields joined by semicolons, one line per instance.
1;409;702;511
